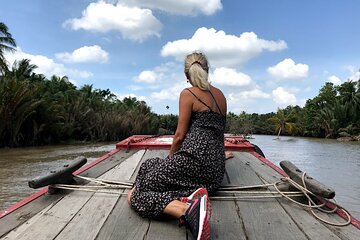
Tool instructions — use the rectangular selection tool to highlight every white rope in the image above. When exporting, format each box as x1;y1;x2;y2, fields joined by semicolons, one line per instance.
210;194;304;200
74;175;133;187
218;183;274;190
50;172;352;227
52;185;129;195
273;172;352;226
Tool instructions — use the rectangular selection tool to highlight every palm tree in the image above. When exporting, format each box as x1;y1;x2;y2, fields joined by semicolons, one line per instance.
0;73;42;146
0;22;17;74
268;108;297;138
7;59;37;80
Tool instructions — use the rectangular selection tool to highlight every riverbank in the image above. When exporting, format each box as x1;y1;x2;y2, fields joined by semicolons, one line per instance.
337;134;360;142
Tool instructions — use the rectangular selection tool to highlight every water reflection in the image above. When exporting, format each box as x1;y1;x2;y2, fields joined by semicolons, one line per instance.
0;142;116;211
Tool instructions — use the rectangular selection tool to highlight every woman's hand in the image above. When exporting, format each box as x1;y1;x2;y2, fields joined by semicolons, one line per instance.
225;151;234;160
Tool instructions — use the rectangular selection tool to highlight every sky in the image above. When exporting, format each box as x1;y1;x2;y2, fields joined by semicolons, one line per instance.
2;0;360;114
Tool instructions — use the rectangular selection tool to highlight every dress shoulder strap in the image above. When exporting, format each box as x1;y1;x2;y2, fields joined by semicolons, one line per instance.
208;91;223;115
185;88;212;111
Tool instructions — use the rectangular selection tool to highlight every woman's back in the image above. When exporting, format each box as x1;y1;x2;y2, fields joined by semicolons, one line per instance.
186;85;227;115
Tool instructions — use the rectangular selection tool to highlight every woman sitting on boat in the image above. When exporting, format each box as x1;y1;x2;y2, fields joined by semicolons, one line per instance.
127;51;228;240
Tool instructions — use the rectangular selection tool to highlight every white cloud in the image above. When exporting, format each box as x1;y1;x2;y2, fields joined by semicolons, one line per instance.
225;88;271;113
227;93;246;113
56;45;109;63
133;62;180;85
344;65;356;74
151;82;188;101
239;89;271;99
5;48;93;79
267;58;309;80
211;67;252;86
161;27;287;67
349;72;360;82
63;1;162;42
272;87;297;105
116;93;146;101
327;75;342;85
121;0;222;16
134;70;158;83
343;65;360;81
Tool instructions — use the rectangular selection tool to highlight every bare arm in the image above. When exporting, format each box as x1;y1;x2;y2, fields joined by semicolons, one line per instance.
169;90;192;157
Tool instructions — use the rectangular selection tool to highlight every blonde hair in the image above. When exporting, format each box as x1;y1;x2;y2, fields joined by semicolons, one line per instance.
184;52;210;90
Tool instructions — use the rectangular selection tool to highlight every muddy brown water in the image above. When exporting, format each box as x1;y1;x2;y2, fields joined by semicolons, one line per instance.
0;142;116;212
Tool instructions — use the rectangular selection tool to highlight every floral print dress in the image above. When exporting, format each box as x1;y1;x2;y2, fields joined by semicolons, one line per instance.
130;90;226;219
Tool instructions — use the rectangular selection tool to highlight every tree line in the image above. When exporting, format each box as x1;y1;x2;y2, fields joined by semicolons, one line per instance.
1;22;360;147
226;80;360;139
0;58;180;147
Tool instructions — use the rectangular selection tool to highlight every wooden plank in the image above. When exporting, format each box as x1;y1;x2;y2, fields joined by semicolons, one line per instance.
2;191;94;240
96;150;166;240
146;219;185;240
0;149;137;238
235;152;349;240
2;200;61;240
54;150;146;240
96;150;187;240
1;150;144;240
210;175;246;240
78;149;138;179
304;210;360;240
226;153;308;240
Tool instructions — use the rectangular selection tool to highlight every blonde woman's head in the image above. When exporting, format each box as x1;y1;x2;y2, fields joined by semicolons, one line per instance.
184;52;210;90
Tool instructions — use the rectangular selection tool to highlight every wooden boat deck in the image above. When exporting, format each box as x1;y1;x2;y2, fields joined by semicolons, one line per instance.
0;136;359;239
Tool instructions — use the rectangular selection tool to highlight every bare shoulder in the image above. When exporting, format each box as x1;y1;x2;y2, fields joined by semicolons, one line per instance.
179;88;194;102
210;85;226;99
180;88;191;97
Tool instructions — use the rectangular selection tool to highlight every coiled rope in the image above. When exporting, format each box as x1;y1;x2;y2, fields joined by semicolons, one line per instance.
51;173;352;227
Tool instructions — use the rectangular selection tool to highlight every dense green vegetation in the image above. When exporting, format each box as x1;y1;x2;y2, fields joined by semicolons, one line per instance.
0;59;182;147
226;80;360;138
1;22;359;147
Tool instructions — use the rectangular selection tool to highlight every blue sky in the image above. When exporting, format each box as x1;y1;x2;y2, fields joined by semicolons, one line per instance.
2;0;360;114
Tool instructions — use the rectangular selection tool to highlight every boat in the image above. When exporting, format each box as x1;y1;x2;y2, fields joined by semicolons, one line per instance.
0;135;359;240
242;133;254;139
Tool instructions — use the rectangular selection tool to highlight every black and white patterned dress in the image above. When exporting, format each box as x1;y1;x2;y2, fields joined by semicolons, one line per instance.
130;90;226;219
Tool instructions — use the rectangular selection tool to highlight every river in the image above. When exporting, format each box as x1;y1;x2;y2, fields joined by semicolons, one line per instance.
0;136;359;220
0;142;116;212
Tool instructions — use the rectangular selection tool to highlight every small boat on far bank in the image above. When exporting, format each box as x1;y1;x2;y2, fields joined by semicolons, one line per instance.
0;135;359;240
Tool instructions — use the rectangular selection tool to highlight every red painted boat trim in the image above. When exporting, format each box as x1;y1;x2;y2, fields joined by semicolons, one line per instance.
0;187;48;219
250;152;287;177
116;135;255;151
0;148;120;219
250;151;360;229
